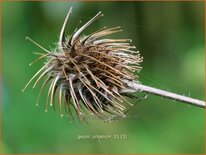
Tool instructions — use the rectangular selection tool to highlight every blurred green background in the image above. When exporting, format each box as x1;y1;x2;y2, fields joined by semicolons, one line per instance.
1;1;205;154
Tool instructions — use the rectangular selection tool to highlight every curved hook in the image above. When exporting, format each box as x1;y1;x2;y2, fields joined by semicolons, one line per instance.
71;11;103;45
59;7;73;51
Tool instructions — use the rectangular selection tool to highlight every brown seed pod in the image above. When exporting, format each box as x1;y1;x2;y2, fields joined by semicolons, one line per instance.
23;7;143;121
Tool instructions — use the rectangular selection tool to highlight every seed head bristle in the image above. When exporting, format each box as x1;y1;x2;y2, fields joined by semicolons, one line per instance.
24;8;143;121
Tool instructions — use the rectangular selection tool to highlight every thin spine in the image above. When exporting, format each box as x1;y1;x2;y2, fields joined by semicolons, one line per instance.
22;63;48;92
32;65;54;88
45;78;55;112
36;76;51;107
50;74;60;106
25;37;51;53
58;84;64;117
59;7;73;51
71;11;103;44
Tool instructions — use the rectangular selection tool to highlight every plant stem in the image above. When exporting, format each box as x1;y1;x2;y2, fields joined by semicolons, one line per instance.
121;80;205;109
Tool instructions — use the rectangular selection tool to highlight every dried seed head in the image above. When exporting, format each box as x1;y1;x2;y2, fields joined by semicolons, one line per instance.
23;7;143;121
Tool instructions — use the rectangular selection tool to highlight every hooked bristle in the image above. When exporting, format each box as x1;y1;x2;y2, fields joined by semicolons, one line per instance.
24;7;143;122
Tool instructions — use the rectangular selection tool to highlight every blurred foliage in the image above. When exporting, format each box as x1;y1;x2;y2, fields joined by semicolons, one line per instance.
1;1;205;154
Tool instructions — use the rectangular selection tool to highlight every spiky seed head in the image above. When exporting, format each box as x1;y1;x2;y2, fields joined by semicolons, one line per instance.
23;7;143;121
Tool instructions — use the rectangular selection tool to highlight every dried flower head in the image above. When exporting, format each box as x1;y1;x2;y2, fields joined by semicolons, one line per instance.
23;7;143;121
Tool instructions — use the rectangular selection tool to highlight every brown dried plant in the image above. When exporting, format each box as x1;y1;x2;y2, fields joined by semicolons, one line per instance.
22;8;143;121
